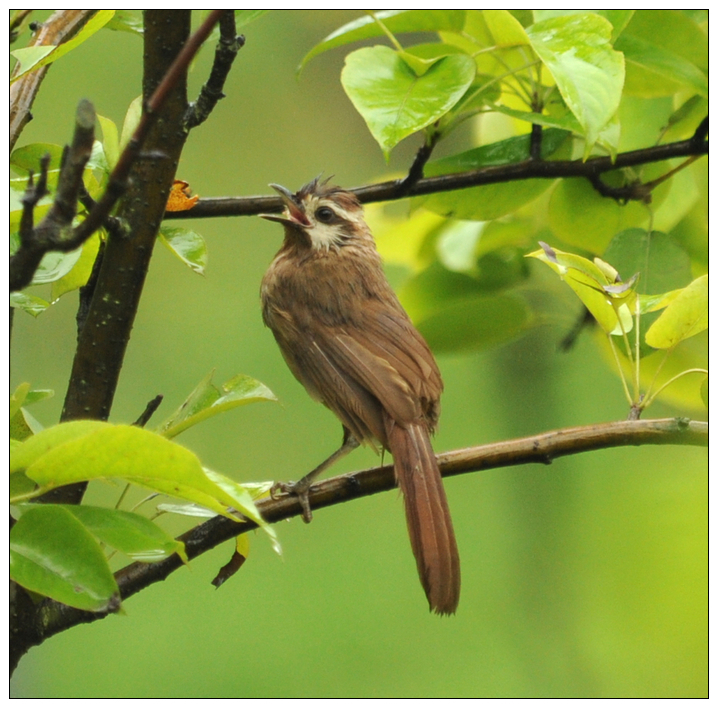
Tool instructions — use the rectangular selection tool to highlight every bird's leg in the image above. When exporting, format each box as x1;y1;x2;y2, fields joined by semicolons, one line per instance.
272;427;359;523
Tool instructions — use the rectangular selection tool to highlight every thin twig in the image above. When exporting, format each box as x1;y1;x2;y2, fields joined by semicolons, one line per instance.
396;131;439;196
10;100;96;292
529;122;542;160
133;395;164;427
185;11;245;129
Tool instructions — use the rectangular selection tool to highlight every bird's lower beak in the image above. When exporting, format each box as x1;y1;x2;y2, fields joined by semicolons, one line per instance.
259;183;310;226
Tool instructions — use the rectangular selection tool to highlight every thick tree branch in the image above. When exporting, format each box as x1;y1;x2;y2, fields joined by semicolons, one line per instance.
49;12;220;506
26;417;706;653
166;132;708;220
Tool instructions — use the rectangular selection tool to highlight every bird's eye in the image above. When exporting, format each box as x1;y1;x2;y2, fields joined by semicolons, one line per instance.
315;206;335;223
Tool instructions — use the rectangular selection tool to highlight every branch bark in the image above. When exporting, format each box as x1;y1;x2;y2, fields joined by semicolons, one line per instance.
50;11;195;505
10;10;97;150
165;132;708;220
19;417;705;660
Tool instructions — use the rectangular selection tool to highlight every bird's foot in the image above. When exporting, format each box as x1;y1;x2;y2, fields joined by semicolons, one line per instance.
270;479;314;523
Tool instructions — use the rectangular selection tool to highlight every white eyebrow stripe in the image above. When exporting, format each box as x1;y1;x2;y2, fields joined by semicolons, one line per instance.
303;197;364;251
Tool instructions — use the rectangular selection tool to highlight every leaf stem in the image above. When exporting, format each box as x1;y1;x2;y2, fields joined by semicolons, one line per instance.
642;369;709;409
366;12;404;52
608;335;634;406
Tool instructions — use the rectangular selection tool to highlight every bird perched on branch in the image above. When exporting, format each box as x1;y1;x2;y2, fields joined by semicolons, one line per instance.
260;176;460;614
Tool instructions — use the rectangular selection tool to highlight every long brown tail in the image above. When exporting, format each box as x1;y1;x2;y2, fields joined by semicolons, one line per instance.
388;420;460;614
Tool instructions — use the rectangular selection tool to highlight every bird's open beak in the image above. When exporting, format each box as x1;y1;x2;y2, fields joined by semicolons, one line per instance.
259;183;310;226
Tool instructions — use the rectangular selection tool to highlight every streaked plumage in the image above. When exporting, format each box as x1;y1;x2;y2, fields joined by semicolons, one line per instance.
260;177;460;614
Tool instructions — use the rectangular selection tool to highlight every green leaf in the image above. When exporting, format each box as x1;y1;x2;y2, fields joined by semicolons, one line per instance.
528;243;635;335
341;46;475;158
52;505;188;563
105;10;143;35
603;229;692;295
527;14;625;157
372;207;446;270
157;371;277;439
10;143;64;175
15;424;254;520
159;226;208;275
24;389;55;406
700;377;708;409
416;293;531;353
50;233;102;301
10;505;120;612
420;129;570;220
10;382;31;419
234;10;269;30
11;408;44;442
645;275;707;349
10;386;49;441
120;95;143;150
10;11;116;83
621;10;707;73
400;262;485;322
636;289;683;315
11;420;110;475
10;292;50;317
10;46;55;74
601;10;635;41
203;468;266;529
548;178;624;253
482;10;530;46
31;248;84;285
616;34;707;98
157;503;216;518
97;115;119;170
299;10;466;72
10;469;37;498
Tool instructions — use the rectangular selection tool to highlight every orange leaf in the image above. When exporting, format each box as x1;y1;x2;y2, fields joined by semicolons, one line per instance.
166;180;199;212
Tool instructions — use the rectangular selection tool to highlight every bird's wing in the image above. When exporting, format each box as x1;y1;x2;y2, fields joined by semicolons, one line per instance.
313;299;443;429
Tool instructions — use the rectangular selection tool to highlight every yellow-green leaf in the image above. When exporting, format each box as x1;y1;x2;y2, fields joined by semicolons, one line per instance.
645;275;707;349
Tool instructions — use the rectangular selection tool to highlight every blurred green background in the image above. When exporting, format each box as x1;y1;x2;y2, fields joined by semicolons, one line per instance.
11;11;706;698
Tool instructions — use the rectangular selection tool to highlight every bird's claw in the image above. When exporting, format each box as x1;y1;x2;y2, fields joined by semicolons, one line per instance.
270;480;314;523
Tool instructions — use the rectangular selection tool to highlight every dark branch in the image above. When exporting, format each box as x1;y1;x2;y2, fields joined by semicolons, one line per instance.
529;122;542;161
10;11;98;150
185;11;245;129
66;10;226;244
10;100;96;292
132;395;164;428
32;417;707;644
396;131;438;196
10;11;227;294
165;131;709;220
691;115;708;150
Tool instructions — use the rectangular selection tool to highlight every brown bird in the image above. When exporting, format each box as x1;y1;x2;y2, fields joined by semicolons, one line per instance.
260;177;460;615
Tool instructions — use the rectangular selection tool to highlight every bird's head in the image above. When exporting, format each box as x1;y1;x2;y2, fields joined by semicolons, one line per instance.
260;176;367;251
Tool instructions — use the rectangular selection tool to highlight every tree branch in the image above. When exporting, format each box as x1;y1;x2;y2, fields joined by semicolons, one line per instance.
29;417;706;649
10;10;98;150
10;11;229;295
49;12;221;507
165;132;708;219
185;11;245;129
10;100;96;292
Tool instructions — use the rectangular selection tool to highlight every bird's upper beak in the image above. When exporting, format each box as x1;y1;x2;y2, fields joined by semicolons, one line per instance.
259;183;310;227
